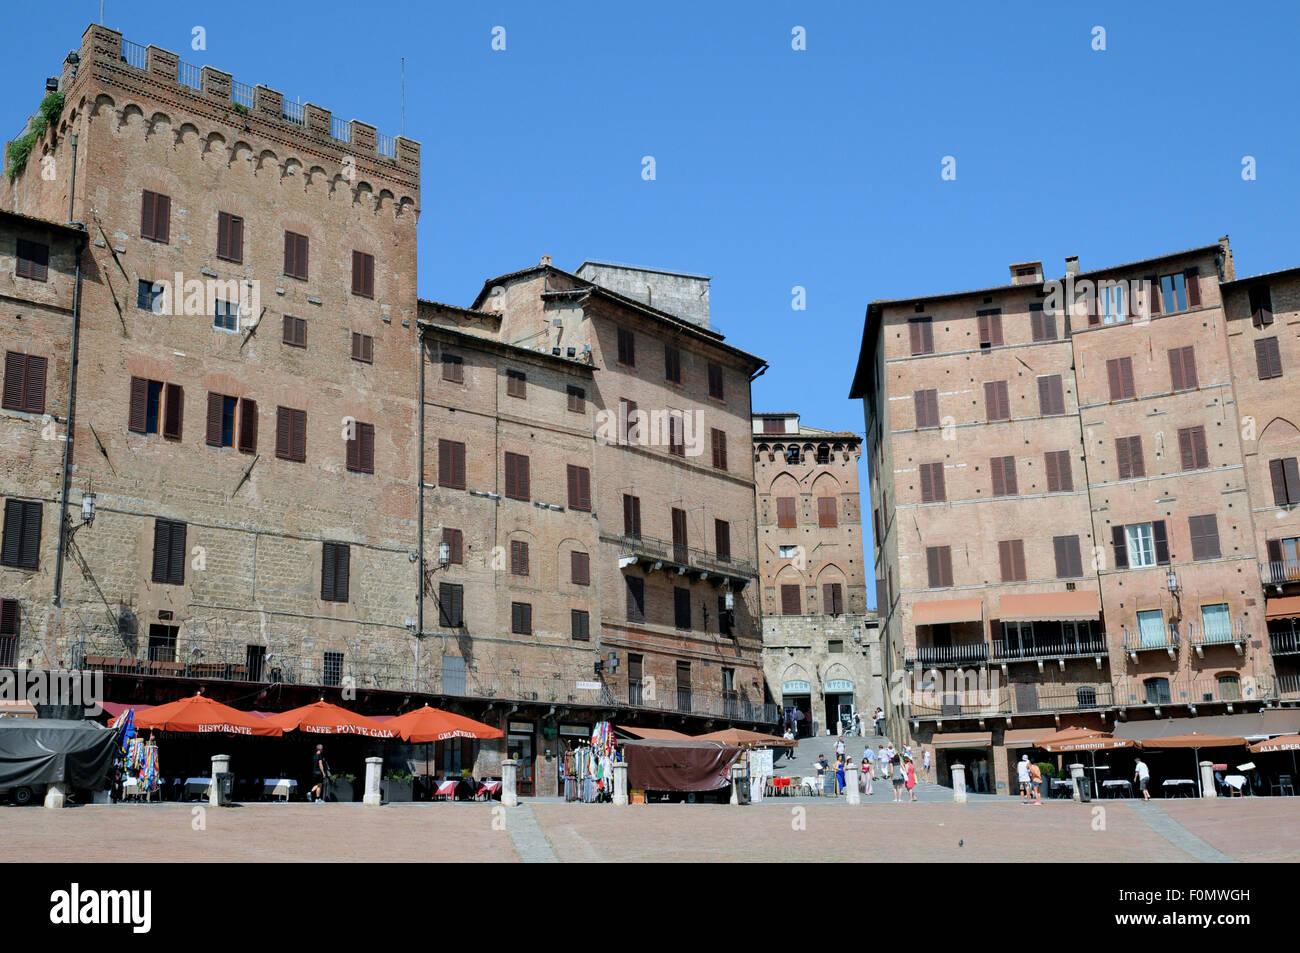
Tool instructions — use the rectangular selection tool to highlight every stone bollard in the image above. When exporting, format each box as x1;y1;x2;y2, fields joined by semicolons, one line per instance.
729;763;749;805
1069;763;1086;802
43;781;68;809
501;759;519;807
845;763;861;804
612;761;628;805
210;754;230;807
1199;760;1217;799
951;762;967;803
363;756;383;806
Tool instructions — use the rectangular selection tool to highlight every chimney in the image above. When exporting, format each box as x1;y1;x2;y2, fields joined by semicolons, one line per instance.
540;254;552;267
1065;255;1079;277
1009;261;1043;286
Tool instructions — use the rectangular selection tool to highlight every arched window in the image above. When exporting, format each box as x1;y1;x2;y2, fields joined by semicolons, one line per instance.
1217;673;1240;701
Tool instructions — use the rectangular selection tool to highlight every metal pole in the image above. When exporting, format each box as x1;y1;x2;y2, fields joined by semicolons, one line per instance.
54;186;86;607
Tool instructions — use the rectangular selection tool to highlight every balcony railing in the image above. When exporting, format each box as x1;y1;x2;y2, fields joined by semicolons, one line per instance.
377;132;396;158
230;80;255;109
1013;683;1115;713
1270;628;1300;656
1185;618;1247;655
281;100;305;126
611;533;756;581
119;38;147;70
1115;675;1270;708
330;116;351;142
177;60;202;91
1278;674;1300;697
907;642;990;667
992;635;1107;663
1122;625;1179;657
907;686;1011;720
1261;560;1300;587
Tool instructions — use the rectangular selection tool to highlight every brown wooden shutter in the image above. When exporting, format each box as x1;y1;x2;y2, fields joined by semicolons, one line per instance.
1267;539;1284;567
206;392;225;446
920;463;934;503
1111;525;1128;569
518;454;530;499
2;353;24;410
998;540;1013;581
335;544;350;601
229;214;243;261
284;232;295;276
1121;358;1135;398
990;457;1005;496
777;497;796;528
984;381;999;421
1116;437;1131;479
168;520;186;584
352;251;364;295
624;494;641;537
163;383;183;440
321;543;337;600
1044;451;1059;492
346;427;360;470
0;598;19;641
292;409;306;461
1178;428;1195;471
1251;287;1274;327
571;550;590;585
1106;359;1121;400
1152;520;1170;565
277;407;292;459
1285;458;1300;505
237;398;257;453
218;212;230;259
129;377;148;433
1192;428;1208;469
781;584;801;615
818;497;837;527
156;193;170;243
141;190;155;238
926;547;941;587
1051;536;1067;578
151;520;172;583
715;520;730;561
1147;275;1160;315
1255;337;1283;379
1184;268;1201;307
1271;459;1290;506
626;578;645;622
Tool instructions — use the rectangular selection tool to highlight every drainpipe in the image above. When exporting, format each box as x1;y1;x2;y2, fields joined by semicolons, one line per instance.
416;330;426;689
54;134;86;607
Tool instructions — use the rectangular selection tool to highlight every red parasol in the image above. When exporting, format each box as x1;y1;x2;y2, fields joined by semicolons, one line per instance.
385;704;503;743
125;693;282;736
263;701;396;738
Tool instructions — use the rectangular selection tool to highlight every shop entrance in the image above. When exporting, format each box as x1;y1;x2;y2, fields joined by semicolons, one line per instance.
506;720;535;796
824;678;856;736
781;679;812;737
937;746;992;793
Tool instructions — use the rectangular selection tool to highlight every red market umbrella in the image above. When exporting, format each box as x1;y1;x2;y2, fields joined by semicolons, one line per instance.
264;701;396;738
1036;726;1138;753
385;705;503;744
1141;734;1247;797
125;693;282;737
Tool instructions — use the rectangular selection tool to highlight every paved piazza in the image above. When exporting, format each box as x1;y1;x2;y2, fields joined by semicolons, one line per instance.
1;795;1295;863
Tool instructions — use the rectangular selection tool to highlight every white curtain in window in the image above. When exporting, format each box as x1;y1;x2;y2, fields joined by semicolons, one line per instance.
1201;603;1231;643
1138;609;1165;647
1127;524;1155;568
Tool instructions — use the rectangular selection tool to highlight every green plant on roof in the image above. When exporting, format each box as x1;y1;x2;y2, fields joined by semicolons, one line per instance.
5;91;64;184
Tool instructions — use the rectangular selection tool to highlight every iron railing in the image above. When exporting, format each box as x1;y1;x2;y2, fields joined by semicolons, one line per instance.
281;100;305;126
177;60;202;91
1185;617;1247;648
609;532;757;580
120;38;147;70
907;642;990;667
1270;627;1300;656
1278;674;1300;696
230;81;255;109
330;116;351;142
907;686;1011;719
1013;683;1115;713
992;634;1107;662
1114;675;1270;708
1122;625;1179;653
1261;559;1300;587
377;132;396;157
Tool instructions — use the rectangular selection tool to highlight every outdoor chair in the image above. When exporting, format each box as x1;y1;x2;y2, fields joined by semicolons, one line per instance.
1272;774;1295;797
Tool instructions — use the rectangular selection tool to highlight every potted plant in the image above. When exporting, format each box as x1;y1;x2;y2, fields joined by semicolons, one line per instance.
325;773;355;802
383;770;414;802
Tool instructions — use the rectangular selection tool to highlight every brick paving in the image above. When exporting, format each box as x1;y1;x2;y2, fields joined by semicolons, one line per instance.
1;796;1295;863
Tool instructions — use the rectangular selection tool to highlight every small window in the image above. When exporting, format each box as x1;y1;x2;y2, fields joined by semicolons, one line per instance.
674;587;692;630
623;494;642;538
1167;346;1198;392
2;352;47;414
827;640;844;654
823;583;844;616
984;380;1011;421
151;518;187;585
506;369;526;398
1115;435;1145;480
567;465;591;511
1249;286;1274;327
214;298;240;333
626;577;645;622
137;279;164;313
779;545;798;559
351;333;374;364
442;352;464;383
1036;375;1065;416
571;550;590;586
351;250;375;298
776;497;797;529
998;539;1026;582
1269;458;1300;507
510;539;530;576
504;452;530;501
1159;272;1188;312
708;362;724;400
275;407;308;462
817;496;838;528
15;239;49;281
282;315;307;348
919;462;946;503
571;609;590;641
989;455;1018;496
780;584;801;616
1053;535;1083;579
511;602;532;635
284;230;309;280
617;327;635;366
711;428;728;471
438;440;466;489
321;542;350;602
1188;514;1221;561
762;417;784;434
926;545;953;588
566;385;585;413
438;583;464;628
1044;450;1073;493
664;345;682;384
914;389;939;429
128;377;163;435
1177;426;1209;471
217;212;244;263
1;499;43;570
1255;337;1283;380
977;309;1003;349
908;317;934;356
323;651;344;687
1106;357;1136;400
346;421;375;474
442;528;463;565
140;190;171;243
1029;302;1056;341
669;413;686;457
715;520;731;562
205;393;238;448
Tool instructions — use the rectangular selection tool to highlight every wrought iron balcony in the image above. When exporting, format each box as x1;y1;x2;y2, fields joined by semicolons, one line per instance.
991;635;1108;665
1277;674;1300;698
906;642;990;668
1269;628;1300;657
1184;618;1247;657
907;685;1011;721
1012;683;1115;714
1121;625;1179;660
1260;559;1300;588
608;532;756;585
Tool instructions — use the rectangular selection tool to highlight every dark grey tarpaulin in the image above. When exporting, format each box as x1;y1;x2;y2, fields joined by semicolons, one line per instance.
0;718;117;789
623;738;743;793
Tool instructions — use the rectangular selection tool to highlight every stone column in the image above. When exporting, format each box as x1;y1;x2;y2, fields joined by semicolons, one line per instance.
844;764;861;804
363;756;383;806
612;761;629;805
501;759;519;807
1199;760;1217;799
729;763;748;805
950;762;967;803
43;781;68;809
210;754;230;807
1069;763;1086;802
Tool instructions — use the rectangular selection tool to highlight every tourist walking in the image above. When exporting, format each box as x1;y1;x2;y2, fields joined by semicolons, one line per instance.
905;756;918;801
922;747;932;782
309;744;329;803
874;707;884;736
1134;756;1151;802
835;755;846;796
1017;754;1032;804
834;735;846;759
892;756;906;802
862;756;873;796
1029;760;1043;805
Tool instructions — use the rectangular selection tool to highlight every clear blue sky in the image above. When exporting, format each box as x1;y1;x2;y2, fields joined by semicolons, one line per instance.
7;2;1299;606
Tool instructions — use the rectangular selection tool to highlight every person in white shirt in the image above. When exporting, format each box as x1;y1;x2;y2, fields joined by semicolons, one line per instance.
878;745;891;782
922;747;932;782
1017;754;1032;803
1133;757;1151;802
834;736;846;759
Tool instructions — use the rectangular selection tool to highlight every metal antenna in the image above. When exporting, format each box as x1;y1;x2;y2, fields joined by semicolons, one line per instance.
401;57;405;136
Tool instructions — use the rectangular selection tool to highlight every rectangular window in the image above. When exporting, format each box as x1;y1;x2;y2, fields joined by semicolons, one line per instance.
162;383;184;441
998;539;1026;582
510;540;529;577
214;298;240;333
1202;603;1233;644
1045;450;1073;493
620;398;639;443
715;520;731;562
1250;286;1274;327
1138;611;1166;650
438;439;467;489
1269;457;1300;507
351;333;374;364
567;464;591;511
205;392;237;448
511;602;532;635
217;212;243;263
664;345;682;384
617;327;635;366
128;377;164;435
442;352;464;383
671;507;688;560
1098;283;1127;325
571;609;590;642
990;455;1018;496
823;583;844;616
926;546;954;588
762;417;784;434
140;190;170;243
1116;435;1144;480
1123;521;1168;568
506;369;526;398
275;407;307;462
674;587;692;630
321;542;350;602
283;230;309;280
780;583;801;616
0;499;42;570
908;317;934;356
442;528;463;565
438;582;464;628
626;577;645;622
1037;375;1065;416
567;385;585;413
827;640;844;654
914;389;939;429
2;352;46;414
668;413;685;456
1106;357;1136;400
817;496;838;528
1177;426;1209;471
779;545;798;559
238;398;257;453
984;380;1010;421
1168;346;1198;392
920;462;946;503
14;238;49;281
1188;514;1221;561
711;428;728;470
323;652;344;687
708;362;724;400
346;421;375;474
718;596;733;636
1160;271;1188;312
776;497;797;529
1053;535;1083;579
151;518;187;585
977;309;1003;349
623;494;642;538
1255;337;1283;380
351;250;375;298
282;315;307;348
571;550;590;586
137;279;162;312
1029;302;1056;341
504;452;530;501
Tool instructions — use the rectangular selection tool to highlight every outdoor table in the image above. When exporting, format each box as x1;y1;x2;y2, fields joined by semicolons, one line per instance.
476;780;501;801
1222;775;1247;796
432;780;457;800
1050;777;1074;799
183;777;211;799
263;778;297;801
1102;780;1132;798
1163;779;1195;798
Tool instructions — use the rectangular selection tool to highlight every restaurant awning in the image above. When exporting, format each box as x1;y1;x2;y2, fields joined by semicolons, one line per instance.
997;590;1101;622
1035;726;1138;752
1265;595;1300;620
1250;734;1300;754
914;598;983;626
1003;727;1052;749
1138;733;1246;750
616;725;694;741
1114;710;1300;743
930;731;992;749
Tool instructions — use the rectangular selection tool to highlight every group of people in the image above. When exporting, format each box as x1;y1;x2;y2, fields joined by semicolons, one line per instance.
813;736;933;802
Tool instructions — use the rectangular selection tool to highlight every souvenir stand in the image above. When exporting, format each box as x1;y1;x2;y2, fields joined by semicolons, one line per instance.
562;721;619;803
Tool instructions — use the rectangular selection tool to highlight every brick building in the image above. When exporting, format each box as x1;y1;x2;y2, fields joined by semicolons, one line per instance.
752;412;881;737
850;238;1300;795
